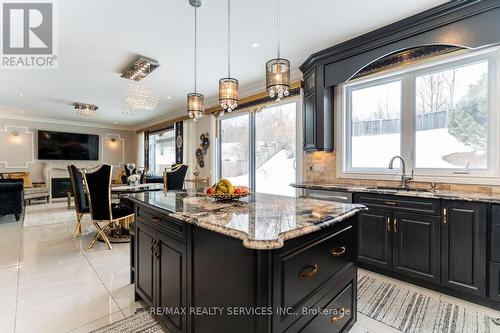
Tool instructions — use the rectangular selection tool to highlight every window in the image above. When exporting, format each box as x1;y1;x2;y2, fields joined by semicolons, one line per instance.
341;47;498;183
218;101;299;196
148;128;175;176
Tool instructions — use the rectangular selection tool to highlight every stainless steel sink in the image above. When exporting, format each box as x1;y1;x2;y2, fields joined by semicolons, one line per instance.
365;186;432;193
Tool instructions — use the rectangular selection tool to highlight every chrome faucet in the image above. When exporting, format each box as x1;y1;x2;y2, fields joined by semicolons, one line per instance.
388;155;413;189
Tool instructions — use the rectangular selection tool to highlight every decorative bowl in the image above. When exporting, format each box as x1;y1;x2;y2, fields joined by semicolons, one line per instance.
206;192;251;201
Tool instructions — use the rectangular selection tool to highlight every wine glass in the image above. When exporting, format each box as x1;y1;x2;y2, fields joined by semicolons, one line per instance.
126;163;136;174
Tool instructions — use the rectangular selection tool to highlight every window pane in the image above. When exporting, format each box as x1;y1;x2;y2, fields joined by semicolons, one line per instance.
255;102;297;197
416;61;488;169
350;81;401;168
148;129;175;176
220;114;250;186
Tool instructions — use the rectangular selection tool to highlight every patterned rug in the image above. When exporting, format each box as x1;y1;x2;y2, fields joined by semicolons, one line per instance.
23;201;84;227
91;309;166;333
358;272;496;333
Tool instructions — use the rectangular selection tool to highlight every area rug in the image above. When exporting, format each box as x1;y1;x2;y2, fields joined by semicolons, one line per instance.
358;272;496;333
23;201;82;227
91;309;166;333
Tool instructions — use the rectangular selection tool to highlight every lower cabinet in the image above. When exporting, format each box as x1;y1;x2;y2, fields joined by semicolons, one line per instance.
441;201;487;297
355;195;489;301
356;205;440;283
135;217;188;333
392;212;440;283
490;262;500;302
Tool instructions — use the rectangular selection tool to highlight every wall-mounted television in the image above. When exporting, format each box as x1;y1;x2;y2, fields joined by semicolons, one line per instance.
38;130;99;161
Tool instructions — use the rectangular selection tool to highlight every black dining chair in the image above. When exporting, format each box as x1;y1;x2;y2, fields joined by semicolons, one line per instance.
84;164;134;250
67;165;91;238
163;164;189;190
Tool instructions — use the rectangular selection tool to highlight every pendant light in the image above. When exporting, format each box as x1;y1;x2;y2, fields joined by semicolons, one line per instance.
187;0;204;121
218;0;239;118
265;0;290;102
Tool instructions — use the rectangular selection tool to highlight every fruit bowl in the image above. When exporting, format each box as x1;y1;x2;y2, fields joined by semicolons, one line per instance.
206;192;251;201
205;179;251;201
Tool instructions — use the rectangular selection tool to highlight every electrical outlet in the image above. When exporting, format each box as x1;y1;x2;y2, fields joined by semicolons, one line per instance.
311;164;325;172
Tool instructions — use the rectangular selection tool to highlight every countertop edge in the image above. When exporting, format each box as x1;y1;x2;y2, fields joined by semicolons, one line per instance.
291;183;500;204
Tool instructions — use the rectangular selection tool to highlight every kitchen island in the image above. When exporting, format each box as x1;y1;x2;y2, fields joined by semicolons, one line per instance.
128;190;366;333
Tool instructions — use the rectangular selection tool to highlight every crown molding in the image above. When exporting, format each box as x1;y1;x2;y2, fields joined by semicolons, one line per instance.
0;113;134;131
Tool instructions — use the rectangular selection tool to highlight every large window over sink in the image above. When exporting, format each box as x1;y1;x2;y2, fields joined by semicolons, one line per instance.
340;46;499;184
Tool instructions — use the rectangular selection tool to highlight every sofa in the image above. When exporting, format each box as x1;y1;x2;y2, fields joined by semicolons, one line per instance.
0;179;24;221
0;172;50;205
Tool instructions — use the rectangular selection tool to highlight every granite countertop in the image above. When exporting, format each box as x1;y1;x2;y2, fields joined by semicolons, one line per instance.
291;182;500;204
128;190;366;250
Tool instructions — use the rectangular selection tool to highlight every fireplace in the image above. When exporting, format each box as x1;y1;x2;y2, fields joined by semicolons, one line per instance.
51;178;72;198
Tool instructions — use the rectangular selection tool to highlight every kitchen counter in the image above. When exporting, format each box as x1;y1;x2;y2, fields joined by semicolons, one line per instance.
132;190;362;332
292;182;500;204
128;190;366;249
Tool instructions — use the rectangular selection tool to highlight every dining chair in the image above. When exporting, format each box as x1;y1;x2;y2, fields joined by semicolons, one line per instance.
67;165;91;238
163;164;189;190
84;164;134;250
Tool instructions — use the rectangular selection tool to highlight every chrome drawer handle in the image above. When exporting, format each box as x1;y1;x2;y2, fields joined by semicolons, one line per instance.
330;246;346;257
299;264;318;278
384;201;399;206
330;308;346;322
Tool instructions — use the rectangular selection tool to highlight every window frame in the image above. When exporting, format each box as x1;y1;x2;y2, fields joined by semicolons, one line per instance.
216;98;303;194
148;126;176;176
337;46;500;185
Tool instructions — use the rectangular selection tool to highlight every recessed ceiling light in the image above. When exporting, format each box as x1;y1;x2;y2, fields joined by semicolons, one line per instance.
19;110;24;114
167;96;172;99
250;42;260;48
18;94;23;98
113;121;117;125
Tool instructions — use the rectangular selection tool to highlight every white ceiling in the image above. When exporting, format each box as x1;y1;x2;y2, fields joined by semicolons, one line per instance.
0;0;448;130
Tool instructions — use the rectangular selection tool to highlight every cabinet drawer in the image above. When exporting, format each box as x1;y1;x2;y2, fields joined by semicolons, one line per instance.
280;226;353;309
301;282;354;333
489;262;500;302
356;193;440;215
136;206;186;243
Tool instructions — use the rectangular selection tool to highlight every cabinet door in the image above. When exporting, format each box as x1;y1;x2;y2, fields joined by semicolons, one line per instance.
442;202;487;296
135;222;156;305
392;212;440;283
157;233;187;333
357;209;392;270
304;90;316;151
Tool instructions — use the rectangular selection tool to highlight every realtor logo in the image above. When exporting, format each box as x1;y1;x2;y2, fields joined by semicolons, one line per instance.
1;0;57;68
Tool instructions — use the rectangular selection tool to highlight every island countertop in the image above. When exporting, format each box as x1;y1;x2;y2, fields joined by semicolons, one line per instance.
128;190;366;249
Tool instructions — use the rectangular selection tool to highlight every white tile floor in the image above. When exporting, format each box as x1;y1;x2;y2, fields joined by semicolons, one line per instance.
0;205;499;333
0;213;144;333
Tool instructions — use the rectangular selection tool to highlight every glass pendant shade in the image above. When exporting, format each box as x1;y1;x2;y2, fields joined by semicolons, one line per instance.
266;58;290;101
187;92;204;121
219;78;239;112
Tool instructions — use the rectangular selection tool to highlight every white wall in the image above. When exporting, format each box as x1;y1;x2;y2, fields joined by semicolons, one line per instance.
0;117;138;182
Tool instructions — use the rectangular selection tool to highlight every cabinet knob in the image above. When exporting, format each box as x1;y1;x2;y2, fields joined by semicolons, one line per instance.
152;217;161;223
330;246;346;257
299;264;318;278
330;308;346;322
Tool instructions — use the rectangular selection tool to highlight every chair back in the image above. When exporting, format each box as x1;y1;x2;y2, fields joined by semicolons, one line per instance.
84;164;112;221
67;165;89;214
164;164;188;190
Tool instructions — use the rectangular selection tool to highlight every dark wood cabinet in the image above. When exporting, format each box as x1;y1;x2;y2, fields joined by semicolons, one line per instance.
157;232;187;333
392;212;440;283
357;209;392;270
303;67;334;152
135;222;156;305
441;201;487;297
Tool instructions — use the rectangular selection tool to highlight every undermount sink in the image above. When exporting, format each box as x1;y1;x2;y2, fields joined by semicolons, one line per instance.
365;186;432;193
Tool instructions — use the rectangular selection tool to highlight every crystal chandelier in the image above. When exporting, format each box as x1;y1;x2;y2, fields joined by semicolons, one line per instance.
122;80;160;116
218;0;239;118
74;103;99;118
266;0;290;102
187;0;204;121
